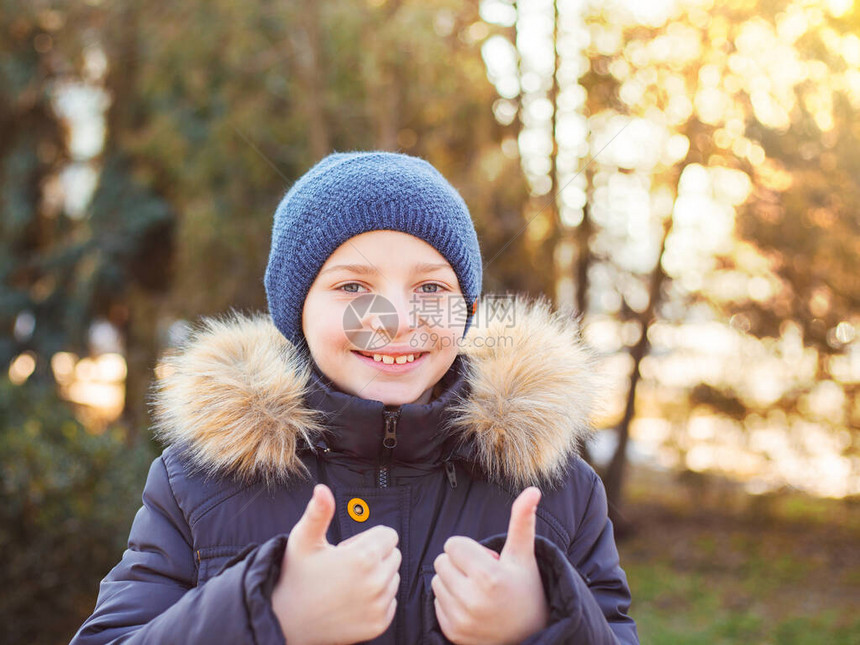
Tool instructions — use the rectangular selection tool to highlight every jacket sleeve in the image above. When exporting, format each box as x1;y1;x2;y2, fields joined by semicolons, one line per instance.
517;469;639;644
425;470;638;645
70;456;288;645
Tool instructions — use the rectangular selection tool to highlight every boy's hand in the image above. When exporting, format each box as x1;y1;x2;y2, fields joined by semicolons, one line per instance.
271;484;401;645
431;487;549;645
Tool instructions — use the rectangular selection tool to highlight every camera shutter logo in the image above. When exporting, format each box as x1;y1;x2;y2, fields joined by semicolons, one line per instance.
342;294;399;350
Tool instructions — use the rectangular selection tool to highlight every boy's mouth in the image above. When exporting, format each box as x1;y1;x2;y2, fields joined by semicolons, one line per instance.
351;350;428;365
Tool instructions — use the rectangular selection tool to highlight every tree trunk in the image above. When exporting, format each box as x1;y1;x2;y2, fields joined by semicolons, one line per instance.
604;215;673;524
547;0;561;272
102;2;153;438
575;197;593;317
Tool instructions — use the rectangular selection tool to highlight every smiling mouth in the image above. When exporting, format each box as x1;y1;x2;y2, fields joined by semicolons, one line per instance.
352;351;427;365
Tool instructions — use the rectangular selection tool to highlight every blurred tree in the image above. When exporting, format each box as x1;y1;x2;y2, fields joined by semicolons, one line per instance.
2;0;537;425
1;1;539;640
0;377;155;644
97;0;537;347
480;0;571;300
728;10;860;447
0;0;175;433
480;0;859;512
576;0;860;507
0;1;73;375
482;0;684;516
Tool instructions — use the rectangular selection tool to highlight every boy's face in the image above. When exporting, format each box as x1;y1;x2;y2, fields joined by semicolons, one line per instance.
302;230;466;406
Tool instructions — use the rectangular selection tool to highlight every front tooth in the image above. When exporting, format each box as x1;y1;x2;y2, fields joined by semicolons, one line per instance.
395;355;407;364
382;355;395;364
406;354;414;362
373;354;382;362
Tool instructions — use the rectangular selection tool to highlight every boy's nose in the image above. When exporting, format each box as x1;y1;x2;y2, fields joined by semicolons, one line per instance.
371;293;418;342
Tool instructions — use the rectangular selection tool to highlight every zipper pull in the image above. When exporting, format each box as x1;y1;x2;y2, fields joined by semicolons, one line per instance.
382;409;400;449
444;461;458;489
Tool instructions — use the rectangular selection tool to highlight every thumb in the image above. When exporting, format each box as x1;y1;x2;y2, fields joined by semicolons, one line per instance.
290;484;335;552
500;486;541;563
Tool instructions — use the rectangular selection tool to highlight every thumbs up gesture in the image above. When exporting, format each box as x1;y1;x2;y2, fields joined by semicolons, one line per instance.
431;487;550;645
271;484;402;645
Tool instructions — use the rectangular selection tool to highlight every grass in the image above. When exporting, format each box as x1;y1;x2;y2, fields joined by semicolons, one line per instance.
615;466;860;644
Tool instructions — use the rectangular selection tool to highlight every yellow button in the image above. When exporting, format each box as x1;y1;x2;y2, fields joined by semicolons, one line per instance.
347;497;370;522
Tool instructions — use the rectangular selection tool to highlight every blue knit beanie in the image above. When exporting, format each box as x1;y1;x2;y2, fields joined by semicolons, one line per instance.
265;151;483;350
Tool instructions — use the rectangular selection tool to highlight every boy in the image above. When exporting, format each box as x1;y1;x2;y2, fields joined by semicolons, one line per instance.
72;151;637;644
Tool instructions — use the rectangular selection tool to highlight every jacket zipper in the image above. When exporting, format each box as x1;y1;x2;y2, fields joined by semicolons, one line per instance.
377;408;401;487
444;460;458;489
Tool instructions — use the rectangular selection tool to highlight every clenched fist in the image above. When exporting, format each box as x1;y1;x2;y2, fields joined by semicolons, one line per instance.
271;484;401;645
432;487;549;645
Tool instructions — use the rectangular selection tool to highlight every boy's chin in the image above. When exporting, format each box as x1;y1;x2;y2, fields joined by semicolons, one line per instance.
362;383;432;406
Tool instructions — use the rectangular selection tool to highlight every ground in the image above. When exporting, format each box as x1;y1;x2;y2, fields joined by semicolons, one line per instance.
617;466;860;644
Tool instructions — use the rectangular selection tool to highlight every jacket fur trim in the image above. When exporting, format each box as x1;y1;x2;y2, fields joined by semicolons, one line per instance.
151;295;598;487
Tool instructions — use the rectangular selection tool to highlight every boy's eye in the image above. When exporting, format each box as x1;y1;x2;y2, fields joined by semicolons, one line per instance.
338;283;365;293
419;283;445;294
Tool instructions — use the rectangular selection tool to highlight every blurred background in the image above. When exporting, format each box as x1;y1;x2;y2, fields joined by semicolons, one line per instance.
2;0;859;642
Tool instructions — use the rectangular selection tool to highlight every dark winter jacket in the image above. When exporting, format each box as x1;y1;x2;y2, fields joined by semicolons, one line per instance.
71;297;638;644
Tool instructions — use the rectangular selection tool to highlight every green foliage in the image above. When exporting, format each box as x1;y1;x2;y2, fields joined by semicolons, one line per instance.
0;5;71;366
0;3;534;641
628;559;860;644
105;0;529;317
3;0;857;639
622;466;860;644
0;378;156;645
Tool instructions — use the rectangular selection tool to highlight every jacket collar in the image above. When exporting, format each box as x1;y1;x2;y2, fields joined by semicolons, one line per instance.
152;295;599;488
302;355;468;465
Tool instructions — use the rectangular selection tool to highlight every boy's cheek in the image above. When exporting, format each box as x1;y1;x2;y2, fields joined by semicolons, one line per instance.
431;330;463;356
419;328;457;349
